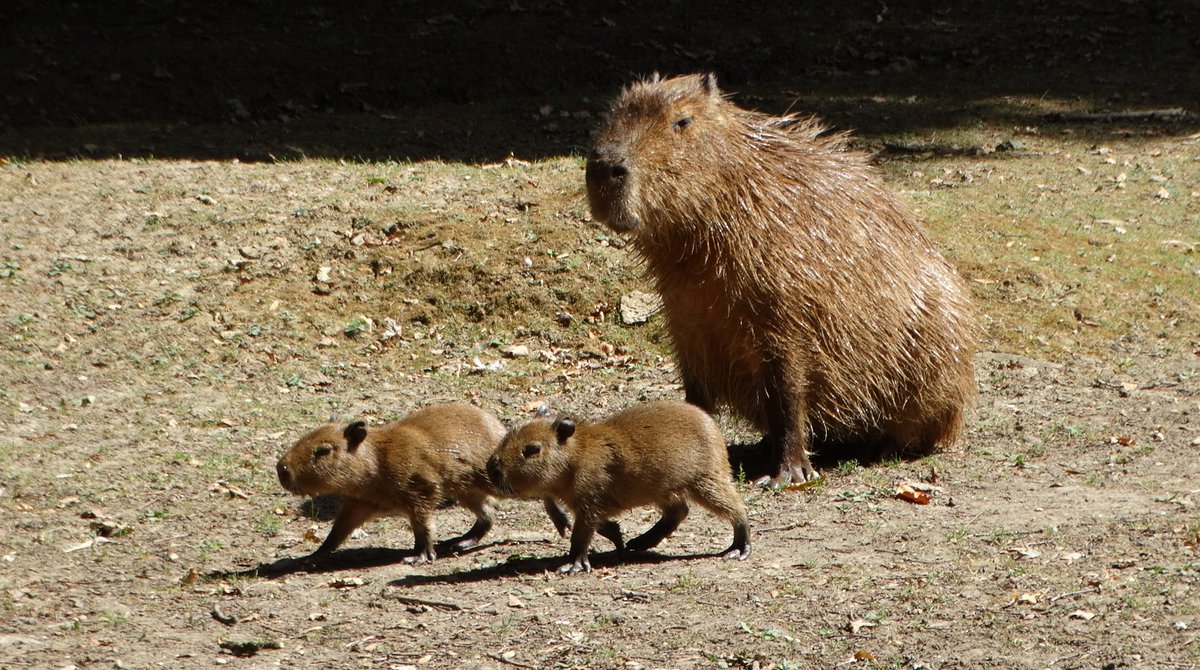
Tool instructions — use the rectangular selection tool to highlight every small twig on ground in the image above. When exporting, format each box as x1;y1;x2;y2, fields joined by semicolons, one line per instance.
1048;651;1088;666
344;635;376;650
757;521;808;533
617;589;651;602
487;652;537;669
211;603;238;626
1049;585;1101;603
1046;108;1188;123
970;529;1044;539
386;594;464;611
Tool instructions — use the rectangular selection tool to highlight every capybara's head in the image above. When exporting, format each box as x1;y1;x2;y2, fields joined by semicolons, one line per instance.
586;72;730;234
487;417;577;498
276;421;371;496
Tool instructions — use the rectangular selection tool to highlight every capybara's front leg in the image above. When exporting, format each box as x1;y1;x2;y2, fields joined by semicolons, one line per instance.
762;357;818;486
404;508;437;565
560;520;596;573
313;501;376;556
543;498;571;537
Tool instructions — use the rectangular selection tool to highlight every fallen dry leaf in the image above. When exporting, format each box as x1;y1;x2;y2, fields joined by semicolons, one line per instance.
895;484;931;505
848;618;877;634
1067;610;1096;620
1013;592;1039;605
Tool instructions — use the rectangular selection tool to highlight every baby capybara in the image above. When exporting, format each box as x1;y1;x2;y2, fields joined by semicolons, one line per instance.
487;400;751;573
585;73;978;485
276;403;570;563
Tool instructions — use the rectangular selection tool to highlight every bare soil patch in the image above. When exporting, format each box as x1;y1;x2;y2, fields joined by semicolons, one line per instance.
2;3;1199;669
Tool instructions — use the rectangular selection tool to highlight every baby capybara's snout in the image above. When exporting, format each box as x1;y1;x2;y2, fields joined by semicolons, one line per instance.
276;460;292;490
485;454;507;494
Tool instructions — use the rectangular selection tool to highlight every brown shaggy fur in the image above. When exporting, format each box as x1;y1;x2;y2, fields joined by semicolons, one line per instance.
276;403;569;563
585;73;978;484
486;400;751;573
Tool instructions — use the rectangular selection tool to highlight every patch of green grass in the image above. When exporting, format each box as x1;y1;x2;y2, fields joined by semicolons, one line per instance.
254;512;283;536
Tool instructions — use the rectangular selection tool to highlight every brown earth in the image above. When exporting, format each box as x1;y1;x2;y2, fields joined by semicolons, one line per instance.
2;2;1199;669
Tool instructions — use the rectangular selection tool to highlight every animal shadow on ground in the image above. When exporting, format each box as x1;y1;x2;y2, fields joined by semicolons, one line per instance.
206;539;518;581
728;438;913;482
390;548;726;587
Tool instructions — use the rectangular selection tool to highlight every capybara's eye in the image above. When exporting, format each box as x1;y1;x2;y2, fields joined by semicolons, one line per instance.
673;116;693;132
522;443;542;458
314;445;333;458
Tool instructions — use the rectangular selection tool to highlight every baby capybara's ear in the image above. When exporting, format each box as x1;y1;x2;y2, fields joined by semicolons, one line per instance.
552;418;576;444
344;421;368;451
701;72;719;96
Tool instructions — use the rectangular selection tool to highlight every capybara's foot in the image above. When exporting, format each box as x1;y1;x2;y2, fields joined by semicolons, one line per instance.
625;532;664;553
755;462;820;489
721;542;752;561
558;556;592;574
404;548;436;565
447;537;478;553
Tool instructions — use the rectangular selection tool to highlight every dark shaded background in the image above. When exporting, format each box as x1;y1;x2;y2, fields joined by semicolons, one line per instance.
2;0;1196;162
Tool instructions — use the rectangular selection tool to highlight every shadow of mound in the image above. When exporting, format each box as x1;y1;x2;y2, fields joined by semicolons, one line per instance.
3;0;1196;161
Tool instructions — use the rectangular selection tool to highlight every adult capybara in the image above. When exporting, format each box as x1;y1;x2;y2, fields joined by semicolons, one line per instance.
276;403;570;563
585;73;977;485
487;400;751;573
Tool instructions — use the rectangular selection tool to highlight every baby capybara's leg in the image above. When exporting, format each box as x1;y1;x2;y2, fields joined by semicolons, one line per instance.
404;507;438;565
627;501;689;552
315;501;376;556
445;494;495;551
691;480;752;560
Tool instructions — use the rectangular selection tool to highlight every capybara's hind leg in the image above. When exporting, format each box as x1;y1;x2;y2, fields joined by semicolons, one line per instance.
597;519;624;551
692;481;752;560
445;495;494;551
627;501;689;552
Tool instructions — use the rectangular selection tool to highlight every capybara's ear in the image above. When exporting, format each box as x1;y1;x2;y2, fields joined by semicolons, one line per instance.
553;418;576;444
701;72;719;96
344;421;368;451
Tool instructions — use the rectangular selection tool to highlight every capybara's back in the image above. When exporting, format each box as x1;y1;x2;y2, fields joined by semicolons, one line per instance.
585;73;977;482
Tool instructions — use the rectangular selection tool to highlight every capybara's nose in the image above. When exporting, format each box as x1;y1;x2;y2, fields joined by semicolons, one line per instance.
586;148;629;184
276;462;291;489
486;455;503;487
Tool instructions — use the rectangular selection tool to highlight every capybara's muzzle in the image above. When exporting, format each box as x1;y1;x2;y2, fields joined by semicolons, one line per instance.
276;461;292;491
585;147;629;188
486;454;509;495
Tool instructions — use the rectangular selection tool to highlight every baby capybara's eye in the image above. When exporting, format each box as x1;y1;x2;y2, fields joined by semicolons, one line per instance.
522;443;542;458
673;116;693;131
314;445;333;458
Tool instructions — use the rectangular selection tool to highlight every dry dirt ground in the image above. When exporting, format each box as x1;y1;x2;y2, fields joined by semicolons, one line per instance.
2;2;1200;669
